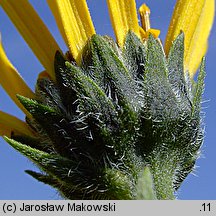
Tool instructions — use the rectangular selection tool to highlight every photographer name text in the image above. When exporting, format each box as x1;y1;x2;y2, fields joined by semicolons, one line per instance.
2;202;116;213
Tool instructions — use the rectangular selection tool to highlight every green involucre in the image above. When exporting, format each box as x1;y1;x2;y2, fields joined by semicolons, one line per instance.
6;32;205;200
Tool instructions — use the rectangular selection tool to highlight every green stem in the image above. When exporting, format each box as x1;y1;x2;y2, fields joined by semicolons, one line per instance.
150;149;178;200
135;149;180;200
136;166;157;200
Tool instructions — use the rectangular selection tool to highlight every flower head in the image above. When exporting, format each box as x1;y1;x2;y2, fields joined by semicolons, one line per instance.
0;0;214;200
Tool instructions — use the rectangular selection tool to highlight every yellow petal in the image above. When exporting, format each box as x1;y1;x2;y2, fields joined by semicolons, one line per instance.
139;27;147;39
0;111;34;137
0;36;34;116
139;4;151;32
184;1;213;76
107;0;141;47
47;0;95;64
37;70;51;80
138;4;160;40
139;28;161;41
0;123;12;137
189;42;208;77
165;0;215;77
147;29;161;38
0;0;62;80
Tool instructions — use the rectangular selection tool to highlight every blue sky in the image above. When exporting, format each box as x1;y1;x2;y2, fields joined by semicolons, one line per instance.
0;0;215;199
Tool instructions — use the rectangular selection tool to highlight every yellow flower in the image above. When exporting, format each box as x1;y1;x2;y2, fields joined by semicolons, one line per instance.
107;1;160;46
0;0;214;137
165;0;215;77
0;111;33;137
0;0;61;80
0;35;34;116
47;0;95;64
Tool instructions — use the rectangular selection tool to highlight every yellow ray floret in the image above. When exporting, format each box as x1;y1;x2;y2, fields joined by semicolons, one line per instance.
138;4;160;40
165;0;215;77
0;0;61;80
0;111;33;137
107;0;141;47
0;123;12;137
139;4;151;32
0;37;34;116
47;0;95;64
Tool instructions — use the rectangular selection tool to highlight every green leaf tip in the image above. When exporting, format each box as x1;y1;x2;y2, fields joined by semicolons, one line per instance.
136;166;157;200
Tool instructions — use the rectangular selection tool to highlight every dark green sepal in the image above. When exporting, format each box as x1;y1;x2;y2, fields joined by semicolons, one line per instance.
146;34;168;77
173;59;206;189
25;170;58;188
4;137;101;198
192;57;206;116
11;134;48;153
167;33;191;111
82;34;140;111
36;77;63;112
4;136;74;179
17;95;90;158
81;34;141;156
123;31;146;79
54;51;78;113
102;35;120;55
3;32;205;200
101;168;133;200
14;138;135;200
54;60;119;156
25;170;79;200
143;34;179;120
136;35;179;156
